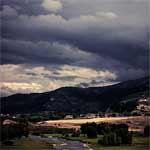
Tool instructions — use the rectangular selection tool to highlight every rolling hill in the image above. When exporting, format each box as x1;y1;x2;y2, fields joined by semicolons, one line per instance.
1;77;149;114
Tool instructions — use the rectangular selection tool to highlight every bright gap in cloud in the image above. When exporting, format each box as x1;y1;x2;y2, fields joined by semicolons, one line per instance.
42;0;63;12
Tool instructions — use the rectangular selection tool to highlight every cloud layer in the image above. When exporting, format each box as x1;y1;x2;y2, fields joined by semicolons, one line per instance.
1;0;149;96
0;64;117;96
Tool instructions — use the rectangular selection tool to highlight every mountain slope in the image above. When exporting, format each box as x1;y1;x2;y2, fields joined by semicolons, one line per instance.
1;77;149;114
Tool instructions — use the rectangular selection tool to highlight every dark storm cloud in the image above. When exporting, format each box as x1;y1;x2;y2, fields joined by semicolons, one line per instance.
2;38;105;69
1;0;44;15
2;39;75;65
1;0;149;82
76;79;118;88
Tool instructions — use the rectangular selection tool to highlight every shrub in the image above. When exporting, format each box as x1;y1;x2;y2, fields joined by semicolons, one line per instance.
41;134;48;138
100;129;132;146
1;124;29;141
125;133;132;144
64;133;69;138
101;132;121;146
115;128;132;144
71;130;80;137
3;140;14;146
97;123;111;135
80;123;88;136
87;126;97;138
144;125;150;137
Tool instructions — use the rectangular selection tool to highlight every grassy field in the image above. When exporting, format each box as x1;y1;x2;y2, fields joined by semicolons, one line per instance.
1;134;149;150
1;137;53;150
45;134;150;150
37;116;149;132
89;136;149;150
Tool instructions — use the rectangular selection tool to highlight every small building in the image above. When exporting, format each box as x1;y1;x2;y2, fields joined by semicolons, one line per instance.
84;113;96;119
64;115;73;119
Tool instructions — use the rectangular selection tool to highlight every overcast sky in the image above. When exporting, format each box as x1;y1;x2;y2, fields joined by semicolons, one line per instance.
0;0;149;96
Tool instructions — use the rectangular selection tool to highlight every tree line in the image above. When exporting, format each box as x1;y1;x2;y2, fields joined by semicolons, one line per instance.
0;115;29;145
81;122;150;146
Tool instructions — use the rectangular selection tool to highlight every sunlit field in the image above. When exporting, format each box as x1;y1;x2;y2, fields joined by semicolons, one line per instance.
45;116;143;124
36;116;149;132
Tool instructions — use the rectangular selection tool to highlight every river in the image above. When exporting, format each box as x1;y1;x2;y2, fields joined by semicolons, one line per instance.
30;135;91;150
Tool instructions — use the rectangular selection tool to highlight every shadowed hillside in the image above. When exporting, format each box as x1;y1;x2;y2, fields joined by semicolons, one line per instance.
1;77;149;114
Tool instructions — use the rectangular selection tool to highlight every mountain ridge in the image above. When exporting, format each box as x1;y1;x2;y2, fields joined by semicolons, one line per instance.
1;77;149;114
